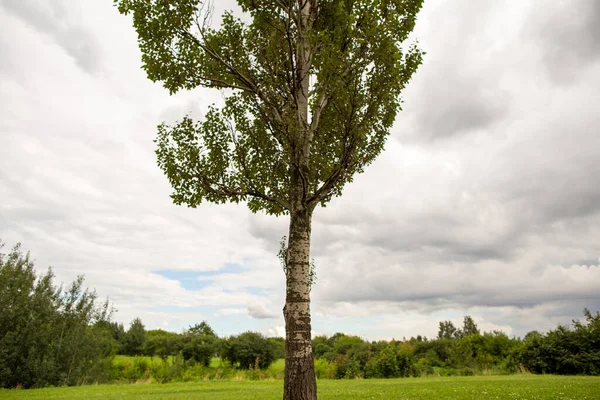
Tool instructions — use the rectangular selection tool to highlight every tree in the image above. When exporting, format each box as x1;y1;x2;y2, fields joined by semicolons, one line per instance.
96;321;126;353
222;331;276;369
114;1;424;398
438;320;458;340
144;329;183;361
462;315;480;337
188;321;216;337
123;318;146;356
181;322;218;366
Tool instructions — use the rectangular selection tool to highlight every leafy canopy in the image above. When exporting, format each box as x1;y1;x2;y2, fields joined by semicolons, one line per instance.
116;0;423;215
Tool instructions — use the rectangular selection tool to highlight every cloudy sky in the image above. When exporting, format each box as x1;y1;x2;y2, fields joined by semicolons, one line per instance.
1;0;599;340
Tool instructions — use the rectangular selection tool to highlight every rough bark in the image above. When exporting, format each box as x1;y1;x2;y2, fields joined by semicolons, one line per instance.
283;202;316;400
284;2;318;399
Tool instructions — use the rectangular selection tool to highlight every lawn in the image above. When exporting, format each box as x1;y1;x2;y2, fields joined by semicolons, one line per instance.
1;375;599;399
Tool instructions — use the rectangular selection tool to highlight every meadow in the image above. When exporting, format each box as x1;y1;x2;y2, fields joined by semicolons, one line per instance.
1;375;599;400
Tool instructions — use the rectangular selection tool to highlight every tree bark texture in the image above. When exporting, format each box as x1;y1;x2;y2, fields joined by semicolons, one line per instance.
284;2;318;398
283;206;316;400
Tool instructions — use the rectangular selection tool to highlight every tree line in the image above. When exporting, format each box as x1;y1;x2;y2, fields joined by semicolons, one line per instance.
311;313;600;378
109;318;285;370
1;241;598;388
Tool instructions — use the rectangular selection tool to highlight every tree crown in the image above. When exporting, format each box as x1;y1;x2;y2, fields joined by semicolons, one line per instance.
116;0;423;215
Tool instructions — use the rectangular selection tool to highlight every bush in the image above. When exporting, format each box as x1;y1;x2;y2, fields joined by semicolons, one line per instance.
334;355;362;379
516;310;600;375
365;343;415;378
221;332;276;369
314;358;335;379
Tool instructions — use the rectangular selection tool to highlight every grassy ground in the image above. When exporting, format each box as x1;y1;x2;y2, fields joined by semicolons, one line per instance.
1;375;599;399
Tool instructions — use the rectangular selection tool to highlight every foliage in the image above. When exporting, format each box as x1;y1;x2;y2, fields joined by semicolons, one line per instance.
221;332;276;369
462;316;480;336
95;321;126;353
516;309;600;375
181;322;218;366
438;315;480;340
365;342;415;378
0;241;116;388
122;318;146;356
115;0;425;215
144;329;183;361
438;321;459;340
312;335;334;361
268;337;286;360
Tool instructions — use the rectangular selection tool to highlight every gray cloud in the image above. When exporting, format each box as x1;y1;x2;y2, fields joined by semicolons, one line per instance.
397;0;511;142
0;0;101;73
404;64;509;141
531;0;600;84
248;304;278;319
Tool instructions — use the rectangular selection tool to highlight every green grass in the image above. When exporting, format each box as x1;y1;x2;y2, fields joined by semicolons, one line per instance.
268;358;285;372
1;375;599;399
113;355;175;367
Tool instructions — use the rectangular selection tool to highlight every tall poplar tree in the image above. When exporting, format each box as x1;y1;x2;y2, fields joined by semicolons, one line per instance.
115;1;424;398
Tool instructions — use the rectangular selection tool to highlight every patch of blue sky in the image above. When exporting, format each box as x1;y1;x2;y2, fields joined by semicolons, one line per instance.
153;264;246;290
152;270;214;290
221;287;270;296
153;264;270;295
196;263;246;276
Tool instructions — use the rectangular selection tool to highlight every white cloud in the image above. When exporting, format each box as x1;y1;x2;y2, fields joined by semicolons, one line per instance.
248;304;278;320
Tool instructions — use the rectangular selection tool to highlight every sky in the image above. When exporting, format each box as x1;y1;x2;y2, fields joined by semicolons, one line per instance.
1;0;599;341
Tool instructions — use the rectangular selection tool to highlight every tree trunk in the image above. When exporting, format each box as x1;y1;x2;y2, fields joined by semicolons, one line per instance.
283;207;317;400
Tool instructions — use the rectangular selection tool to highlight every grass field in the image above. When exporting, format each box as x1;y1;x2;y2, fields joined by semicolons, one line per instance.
1;375;599;399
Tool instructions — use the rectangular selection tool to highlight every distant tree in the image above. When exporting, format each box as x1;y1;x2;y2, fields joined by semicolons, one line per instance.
327;332;348;347
462;316;480;336
181;321;218;366
333;335;365;355
109;321;127;353
438;320;459;340
94;320;126;350
222;331;275;369
312;335;333;359
114;1;424;397
144;329;183;361
188;321;216;337
268;336;286;360
122;318;146;356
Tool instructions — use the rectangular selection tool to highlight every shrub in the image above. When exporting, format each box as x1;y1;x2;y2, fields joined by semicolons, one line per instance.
221;332;275;369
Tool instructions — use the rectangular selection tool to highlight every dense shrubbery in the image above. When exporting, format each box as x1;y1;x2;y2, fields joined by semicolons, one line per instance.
517;309;600;375
0;242;116;388
310;312;600;379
